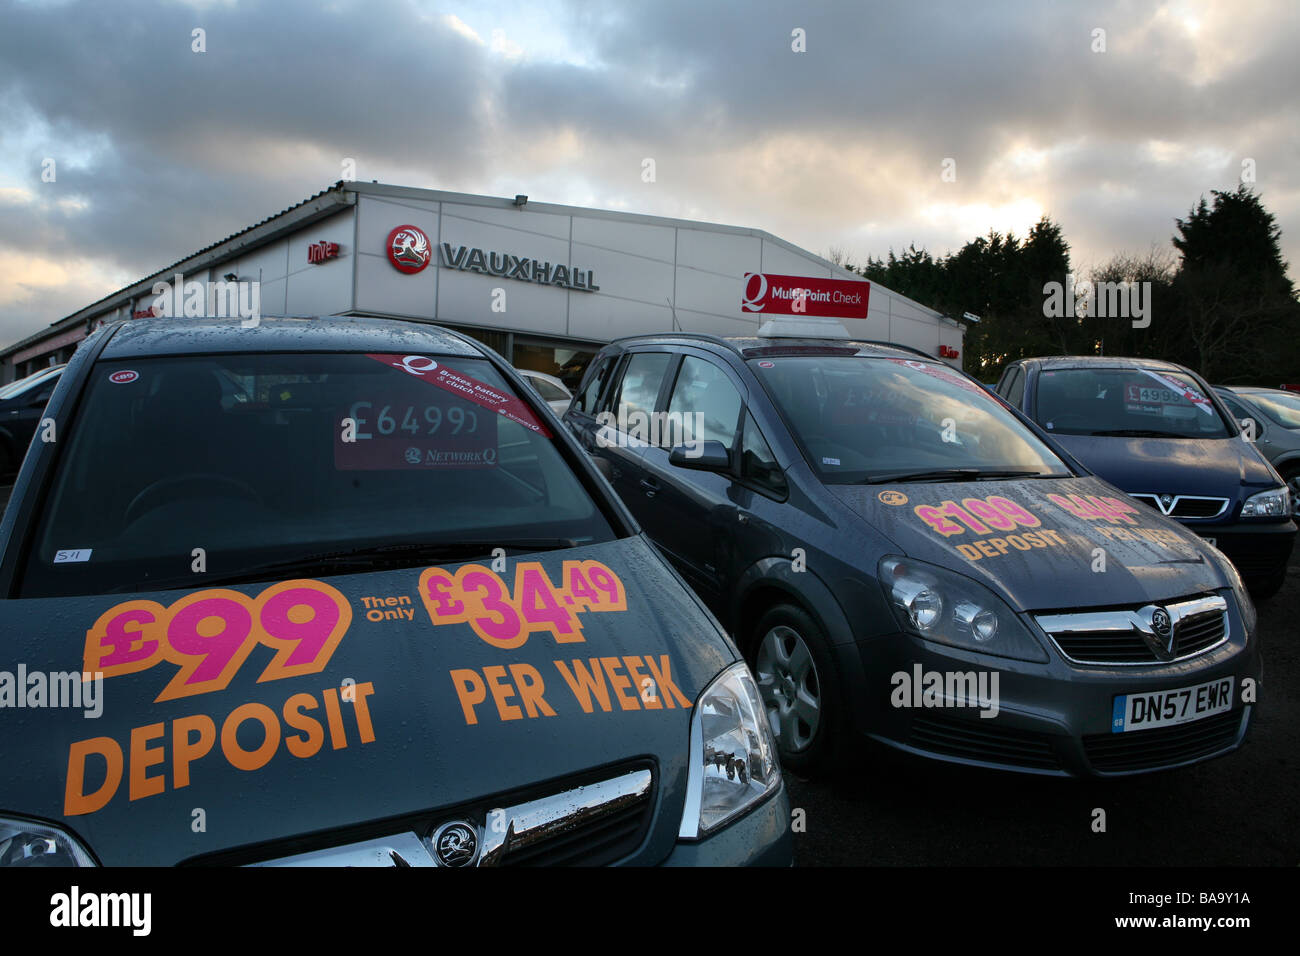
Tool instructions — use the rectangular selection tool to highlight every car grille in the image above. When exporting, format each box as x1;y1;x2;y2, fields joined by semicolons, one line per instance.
910;714;1061;771
1083;709;1245;773
1035;594;1228;665
191;764;656;867
488;769;654;866
1129;493;1229;520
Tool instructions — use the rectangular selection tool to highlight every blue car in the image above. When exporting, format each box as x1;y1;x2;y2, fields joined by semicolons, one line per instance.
996;356;1296;599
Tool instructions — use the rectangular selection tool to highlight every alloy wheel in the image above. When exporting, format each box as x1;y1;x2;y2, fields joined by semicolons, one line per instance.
754;624;822;753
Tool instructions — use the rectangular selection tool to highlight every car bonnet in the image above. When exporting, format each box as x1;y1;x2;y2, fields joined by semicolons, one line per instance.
828;475;1229;612
0;536;731;864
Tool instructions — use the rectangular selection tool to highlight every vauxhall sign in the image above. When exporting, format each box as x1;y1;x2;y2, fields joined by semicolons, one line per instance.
438;242;600;292
384;224;599;292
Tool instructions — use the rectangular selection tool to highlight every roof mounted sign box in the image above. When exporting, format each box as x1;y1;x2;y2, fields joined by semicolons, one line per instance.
756;317;851;340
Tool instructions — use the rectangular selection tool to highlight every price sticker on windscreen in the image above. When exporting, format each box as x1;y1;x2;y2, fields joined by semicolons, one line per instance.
364;354;551;435
335;355;547;470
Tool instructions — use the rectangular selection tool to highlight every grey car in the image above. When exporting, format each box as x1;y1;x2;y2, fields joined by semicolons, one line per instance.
1214;387;1300;516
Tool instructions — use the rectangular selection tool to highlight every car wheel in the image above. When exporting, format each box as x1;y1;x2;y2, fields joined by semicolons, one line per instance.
1282;464;1300;518
750;603;844;776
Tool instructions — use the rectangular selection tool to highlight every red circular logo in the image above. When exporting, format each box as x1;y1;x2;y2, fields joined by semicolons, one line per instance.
387;225;431;274
109;370;139;384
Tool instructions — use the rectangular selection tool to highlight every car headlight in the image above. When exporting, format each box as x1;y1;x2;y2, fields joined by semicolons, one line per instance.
1240;486;1290;518
879;555;1048;662
678;662;781;839
0;816;96;867
1205;542;1256;635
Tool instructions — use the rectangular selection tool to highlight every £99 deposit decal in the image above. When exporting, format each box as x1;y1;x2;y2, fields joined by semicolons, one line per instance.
65;580;377;817
84;579;352;701
419;560;692;725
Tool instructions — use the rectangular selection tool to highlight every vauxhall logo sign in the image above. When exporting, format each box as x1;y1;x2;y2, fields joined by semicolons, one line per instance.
385;224;599;292
439;242;600;292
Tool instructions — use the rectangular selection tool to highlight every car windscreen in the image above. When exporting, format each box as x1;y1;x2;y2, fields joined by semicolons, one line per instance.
750;355;1071;484
1035;367;1232;437
1239;390;1300;430
527;377;570;402
19;352;617;598
0;368;61;401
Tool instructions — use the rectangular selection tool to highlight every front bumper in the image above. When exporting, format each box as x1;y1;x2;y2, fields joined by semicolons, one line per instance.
841;597;1261;777
1182;517;1295;584
660;783;792;866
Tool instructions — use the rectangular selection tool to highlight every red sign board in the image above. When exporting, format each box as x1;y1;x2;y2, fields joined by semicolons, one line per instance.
742;273;870;319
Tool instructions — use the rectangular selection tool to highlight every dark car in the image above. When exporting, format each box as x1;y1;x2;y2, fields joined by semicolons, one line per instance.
0;364;65;476
564;322;1262;778
996;357;1295;599
1213;386;1300;512
0;316;790;867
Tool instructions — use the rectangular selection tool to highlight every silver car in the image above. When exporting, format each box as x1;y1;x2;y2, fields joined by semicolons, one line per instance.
1215;387;1300;515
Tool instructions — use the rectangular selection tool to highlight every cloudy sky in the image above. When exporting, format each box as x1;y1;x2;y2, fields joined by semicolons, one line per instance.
1;0;1296;347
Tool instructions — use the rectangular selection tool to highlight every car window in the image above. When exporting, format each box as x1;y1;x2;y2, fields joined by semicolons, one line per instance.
665;357;743;452
996;365;1018;398
571;356;613;416
751;355;1070;483
1239;391;1300;429
1;369;61;402
611;352;672;428
1218;395;1253;428
1035;368;1232;437
1006;368;1026;407
740;412;786;495
527;376;570;402
19;353;617;598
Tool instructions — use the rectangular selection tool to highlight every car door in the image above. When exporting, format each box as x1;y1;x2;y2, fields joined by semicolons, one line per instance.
634;352;749;604
577;349;676;509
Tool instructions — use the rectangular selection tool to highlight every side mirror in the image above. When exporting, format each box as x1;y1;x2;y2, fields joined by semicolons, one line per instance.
669;440;730;471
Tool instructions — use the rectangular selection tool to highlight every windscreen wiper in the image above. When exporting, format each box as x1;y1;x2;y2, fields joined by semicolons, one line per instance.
1087;429;1191;438
115;537;581;592
856;468;1052;484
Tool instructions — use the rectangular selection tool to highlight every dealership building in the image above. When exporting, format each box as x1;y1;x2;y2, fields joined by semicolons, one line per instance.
0;181;965;386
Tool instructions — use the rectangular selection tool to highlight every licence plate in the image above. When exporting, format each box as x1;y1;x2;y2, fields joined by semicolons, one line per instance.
1111;677;1234;733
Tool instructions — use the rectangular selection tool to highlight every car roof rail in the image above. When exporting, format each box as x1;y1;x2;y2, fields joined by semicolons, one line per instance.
610;332;740;353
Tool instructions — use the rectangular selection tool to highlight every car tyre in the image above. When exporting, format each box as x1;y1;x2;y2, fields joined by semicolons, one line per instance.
749;603;846;777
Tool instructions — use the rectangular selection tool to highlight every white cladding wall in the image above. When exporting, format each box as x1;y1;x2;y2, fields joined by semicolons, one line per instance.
128;210;356;320
351;195;961;362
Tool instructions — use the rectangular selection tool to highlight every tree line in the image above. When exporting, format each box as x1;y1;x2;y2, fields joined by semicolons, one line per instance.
850;185;1299;386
